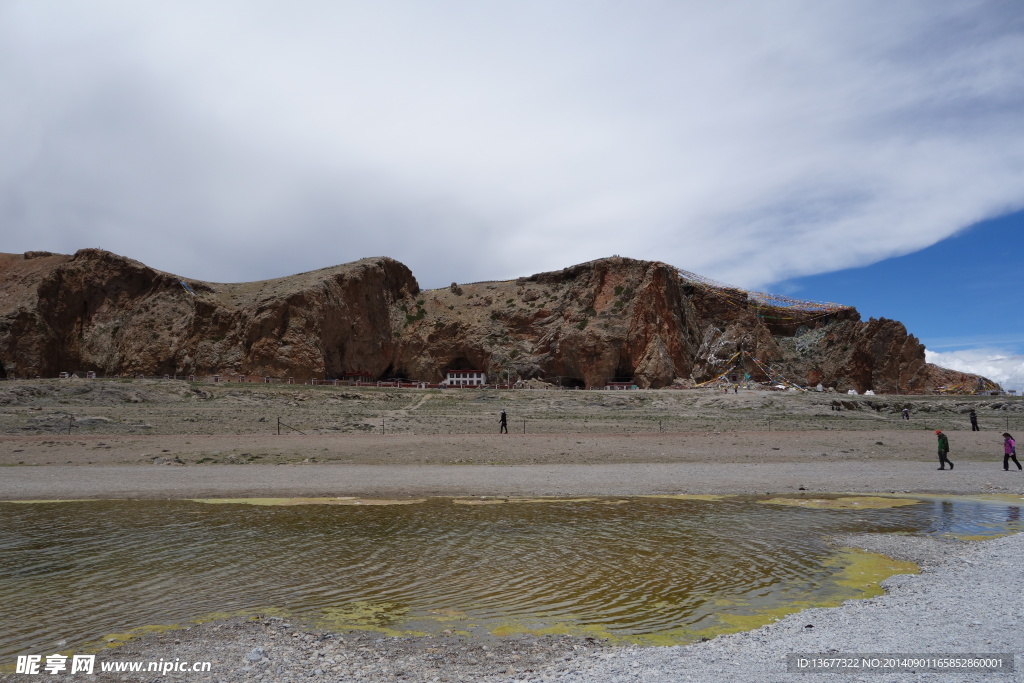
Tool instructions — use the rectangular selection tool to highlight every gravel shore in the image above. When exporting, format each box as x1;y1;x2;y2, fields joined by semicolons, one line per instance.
556;531;1024;683
15;531;1020;683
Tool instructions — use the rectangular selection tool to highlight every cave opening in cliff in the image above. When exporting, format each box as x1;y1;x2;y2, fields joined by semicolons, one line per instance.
0;361;6;379
612;365;635;384
560;377;585;388
380;364;410;381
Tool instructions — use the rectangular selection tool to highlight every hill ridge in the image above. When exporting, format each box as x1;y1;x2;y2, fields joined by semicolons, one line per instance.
0;249;998;393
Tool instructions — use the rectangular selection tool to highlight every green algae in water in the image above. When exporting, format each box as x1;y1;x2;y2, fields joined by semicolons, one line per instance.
482;547;918;645
0;495;1017;657
1;499;103;504
191;497;428;506
761;496;920;510
308;601;424;637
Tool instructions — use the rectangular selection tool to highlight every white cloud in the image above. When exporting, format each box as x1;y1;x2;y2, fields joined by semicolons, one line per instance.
926;349;1024;394
1;1;1023;288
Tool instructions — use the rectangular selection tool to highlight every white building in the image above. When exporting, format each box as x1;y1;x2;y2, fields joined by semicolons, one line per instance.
443;369;487;387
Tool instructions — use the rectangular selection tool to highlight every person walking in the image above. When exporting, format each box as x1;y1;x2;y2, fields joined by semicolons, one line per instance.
935;429;953;470
901;408;910;420
1003;433;1021;471
498;409;508;434
969;409;979;431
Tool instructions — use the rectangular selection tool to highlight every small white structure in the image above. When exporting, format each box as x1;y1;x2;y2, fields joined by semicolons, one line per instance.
443;369;487;387
847;389;858;395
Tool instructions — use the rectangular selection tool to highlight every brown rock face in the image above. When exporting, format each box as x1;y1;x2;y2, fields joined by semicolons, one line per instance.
0;249;415;379
0;251;997;393
394;258;700;388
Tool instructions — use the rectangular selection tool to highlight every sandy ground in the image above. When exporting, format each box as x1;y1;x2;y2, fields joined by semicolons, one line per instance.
2;458;1024;501
2;430;1022;500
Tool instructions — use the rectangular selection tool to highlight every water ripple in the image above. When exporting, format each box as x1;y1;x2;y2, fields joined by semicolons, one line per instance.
0;495;1018;657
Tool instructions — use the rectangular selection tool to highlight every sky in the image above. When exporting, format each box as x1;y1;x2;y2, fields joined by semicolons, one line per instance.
2;1;1023;387
775;210;1024;393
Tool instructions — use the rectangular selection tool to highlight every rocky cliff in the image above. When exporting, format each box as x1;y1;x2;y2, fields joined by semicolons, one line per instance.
0;249;415;380
0;250;997;393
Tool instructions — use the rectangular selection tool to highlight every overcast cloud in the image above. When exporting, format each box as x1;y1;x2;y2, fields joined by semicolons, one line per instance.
3;0;1023;291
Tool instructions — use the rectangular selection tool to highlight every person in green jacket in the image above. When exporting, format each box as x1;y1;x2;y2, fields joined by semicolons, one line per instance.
935;429;953;470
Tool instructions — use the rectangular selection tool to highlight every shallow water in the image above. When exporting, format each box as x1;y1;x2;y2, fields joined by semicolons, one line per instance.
0;494;1021;657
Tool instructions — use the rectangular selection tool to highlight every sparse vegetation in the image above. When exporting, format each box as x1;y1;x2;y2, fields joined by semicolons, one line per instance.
405;304;427;325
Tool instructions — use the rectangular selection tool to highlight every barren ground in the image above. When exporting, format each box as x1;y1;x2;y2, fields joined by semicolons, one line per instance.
1;379;1021;499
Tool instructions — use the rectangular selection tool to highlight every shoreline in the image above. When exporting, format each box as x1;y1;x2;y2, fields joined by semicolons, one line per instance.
4;478;1021;682
562;531;1024;682
13;526;1021;682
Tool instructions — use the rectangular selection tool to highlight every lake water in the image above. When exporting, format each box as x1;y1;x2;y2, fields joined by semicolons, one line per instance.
1;494;1021;658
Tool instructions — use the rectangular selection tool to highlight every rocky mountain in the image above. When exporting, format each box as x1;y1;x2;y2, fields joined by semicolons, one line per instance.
0;249;998;393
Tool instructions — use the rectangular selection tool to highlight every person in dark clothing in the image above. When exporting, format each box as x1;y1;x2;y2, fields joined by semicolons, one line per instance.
935;429;953;470
1003;433;1021;471
969;409;979;431
901;408;910;420
499;409;508;434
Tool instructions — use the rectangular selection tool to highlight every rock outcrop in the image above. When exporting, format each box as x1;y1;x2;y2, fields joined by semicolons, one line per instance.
0;249;415;380
0;250;998;393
